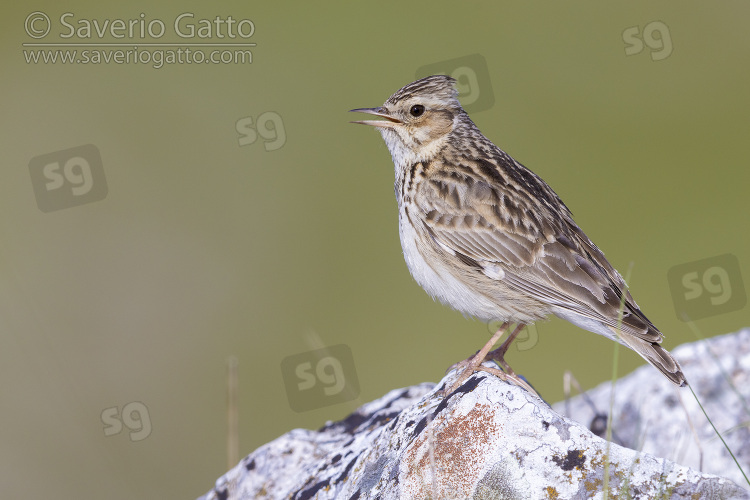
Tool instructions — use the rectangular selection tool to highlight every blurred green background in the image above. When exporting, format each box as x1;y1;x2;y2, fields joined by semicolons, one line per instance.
2;1;749;498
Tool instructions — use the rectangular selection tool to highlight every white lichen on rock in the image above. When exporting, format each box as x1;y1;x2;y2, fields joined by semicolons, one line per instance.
200;331;750;499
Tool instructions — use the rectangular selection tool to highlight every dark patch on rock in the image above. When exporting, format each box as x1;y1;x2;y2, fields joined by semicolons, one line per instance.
388;415;400;430
412;416;428;438
542;420;550;431
457;374;485;394
215;488;228;500
331;453;341;464
336;456;358;483
294;479;330;500
435;375;486;415
319;410;370;434
319;406;402;438
396;388;410;399
552;449;586;471
245;459;255;471
435;393;452;414
367;410;401;430
369;389;408;414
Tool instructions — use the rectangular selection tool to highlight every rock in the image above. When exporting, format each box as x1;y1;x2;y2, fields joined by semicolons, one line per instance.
553;328;750;491
200;331;750;500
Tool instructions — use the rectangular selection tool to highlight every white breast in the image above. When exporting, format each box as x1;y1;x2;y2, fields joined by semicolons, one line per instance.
397;205;502;323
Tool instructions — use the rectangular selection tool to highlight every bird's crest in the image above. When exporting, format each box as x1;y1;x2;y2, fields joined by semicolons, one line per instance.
385;75;459;107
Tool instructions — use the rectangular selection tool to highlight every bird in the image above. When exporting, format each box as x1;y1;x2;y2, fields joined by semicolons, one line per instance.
350;75;686;396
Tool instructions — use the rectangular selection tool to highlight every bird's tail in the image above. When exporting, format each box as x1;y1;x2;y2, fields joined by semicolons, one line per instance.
617;333;687;387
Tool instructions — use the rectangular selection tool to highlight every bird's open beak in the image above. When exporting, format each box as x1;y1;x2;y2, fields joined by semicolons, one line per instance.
349;107;402;128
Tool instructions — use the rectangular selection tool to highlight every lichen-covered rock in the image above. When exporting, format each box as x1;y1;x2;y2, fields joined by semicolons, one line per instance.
553;328;750;492
200;331;750;500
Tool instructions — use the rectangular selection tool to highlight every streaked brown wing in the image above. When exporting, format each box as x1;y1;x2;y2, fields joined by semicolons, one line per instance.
414;160;662;343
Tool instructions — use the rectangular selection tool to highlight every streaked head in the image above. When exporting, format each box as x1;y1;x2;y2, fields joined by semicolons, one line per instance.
350;75;463;164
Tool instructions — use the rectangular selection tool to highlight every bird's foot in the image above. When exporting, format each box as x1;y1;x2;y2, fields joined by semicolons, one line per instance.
474;364;540;398
444;350;480;375
440;360;539;399
439;351;489;396
438;322;510;396
439;323;540;398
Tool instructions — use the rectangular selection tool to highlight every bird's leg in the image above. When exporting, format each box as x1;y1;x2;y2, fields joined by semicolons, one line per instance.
474;323;541;397
442;322;541;398
441;322;510;395
484;323;526;375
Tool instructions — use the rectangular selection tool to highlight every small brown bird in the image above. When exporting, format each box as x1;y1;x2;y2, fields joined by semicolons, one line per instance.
351;75;686;395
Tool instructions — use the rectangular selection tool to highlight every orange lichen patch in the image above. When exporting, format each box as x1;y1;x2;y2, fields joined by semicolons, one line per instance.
584;477;602;493
401;403;502;498
580;448;628;498
544;486;559;499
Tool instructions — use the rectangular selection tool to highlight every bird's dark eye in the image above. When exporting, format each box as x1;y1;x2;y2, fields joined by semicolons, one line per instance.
409;104;425;117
